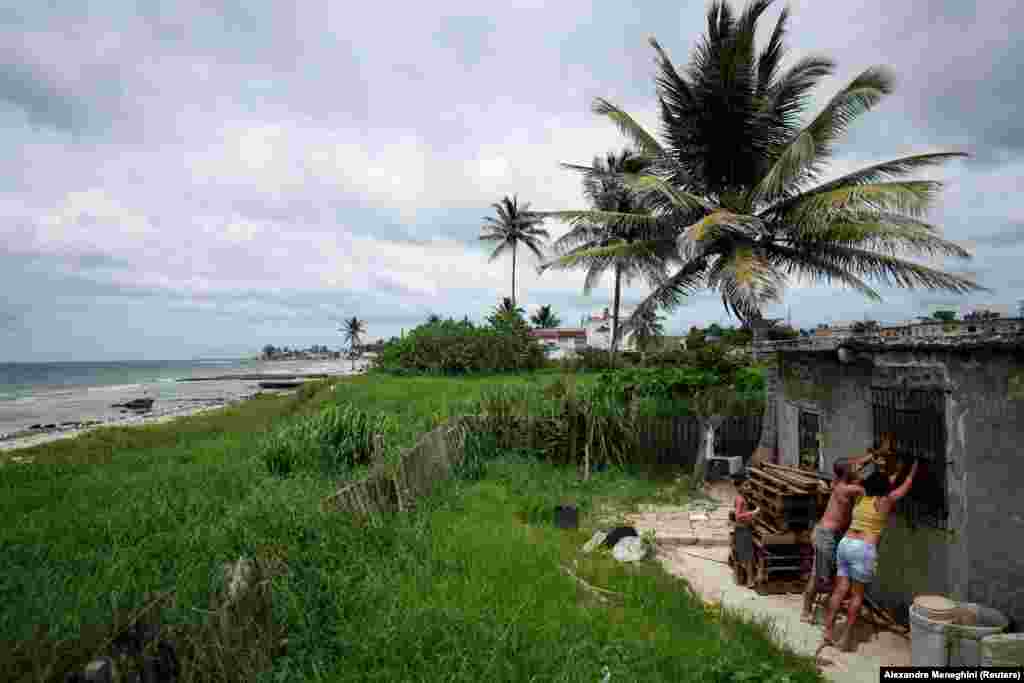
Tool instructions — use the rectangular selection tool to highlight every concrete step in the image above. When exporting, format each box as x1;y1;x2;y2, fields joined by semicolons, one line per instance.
656;535;731;548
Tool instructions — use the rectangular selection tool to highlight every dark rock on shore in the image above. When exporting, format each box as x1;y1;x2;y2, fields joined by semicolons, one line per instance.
111;398;155;411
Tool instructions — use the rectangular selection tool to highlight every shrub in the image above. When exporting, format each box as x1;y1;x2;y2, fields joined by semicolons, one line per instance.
373;318;546;374
259;402;399;478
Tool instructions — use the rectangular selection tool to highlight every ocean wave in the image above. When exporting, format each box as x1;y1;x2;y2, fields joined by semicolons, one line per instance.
86;383;145;393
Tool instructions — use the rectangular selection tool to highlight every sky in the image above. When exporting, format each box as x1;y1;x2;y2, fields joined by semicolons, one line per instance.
1;0;1022;361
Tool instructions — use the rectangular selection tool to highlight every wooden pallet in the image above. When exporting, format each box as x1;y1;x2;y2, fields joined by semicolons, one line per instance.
753;545;811;582
754;578;806;595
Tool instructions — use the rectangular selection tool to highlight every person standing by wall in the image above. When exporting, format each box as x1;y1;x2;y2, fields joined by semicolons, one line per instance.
800;456;873;622
823;459;920;651
731;471;760;587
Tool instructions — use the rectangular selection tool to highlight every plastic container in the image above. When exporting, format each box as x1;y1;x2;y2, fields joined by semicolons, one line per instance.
554;505;578;529
944;604;1009;667
911;601;1009;667
981;633;1024;667
915;595;958;624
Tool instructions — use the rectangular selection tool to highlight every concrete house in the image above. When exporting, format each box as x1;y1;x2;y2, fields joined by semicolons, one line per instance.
528;328;586;359
753;332;1024;628
584;307;637;351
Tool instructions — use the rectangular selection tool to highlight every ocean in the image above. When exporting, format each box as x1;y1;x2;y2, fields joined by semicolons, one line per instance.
0;357;359;439
0;359;256;402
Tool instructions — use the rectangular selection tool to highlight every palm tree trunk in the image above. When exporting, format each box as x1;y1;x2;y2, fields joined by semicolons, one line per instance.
609;264;622;369
511;242;518;309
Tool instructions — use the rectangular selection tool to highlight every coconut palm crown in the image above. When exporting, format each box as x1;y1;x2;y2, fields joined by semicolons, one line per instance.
480;195;550;308
342;316;366;351
530;304;562;328
540;148;674;363
542;0;986;328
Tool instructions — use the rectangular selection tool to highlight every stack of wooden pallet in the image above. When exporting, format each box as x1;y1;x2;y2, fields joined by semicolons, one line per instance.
731;463;831;594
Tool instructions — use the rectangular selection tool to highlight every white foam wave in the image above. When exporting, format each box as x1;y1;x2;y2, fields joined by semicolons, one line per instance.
86;383;145;394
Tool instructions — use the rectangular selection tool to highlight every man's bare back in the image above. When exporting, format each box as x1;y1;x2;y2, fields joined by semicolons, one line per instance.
819;480;864;533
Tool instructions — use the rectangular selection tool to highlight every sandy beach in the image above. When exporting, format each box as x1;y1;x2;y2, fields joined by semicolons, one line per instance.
0;357;371;453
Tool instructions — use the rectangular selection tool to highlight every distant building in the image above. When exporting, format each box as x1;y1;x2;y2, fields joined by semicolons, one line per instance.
529;328;587;359
812;321;856;338
906;317;1023;339
583;307;638;351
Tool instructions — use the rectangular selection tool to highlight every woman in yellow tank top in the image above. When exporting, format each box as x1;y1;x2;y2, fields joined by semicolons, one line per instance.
822;459;919;651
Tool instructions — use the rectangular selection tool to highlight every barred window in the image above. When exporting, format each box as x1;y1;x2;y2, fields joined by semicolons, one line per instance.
870;387;948;529
798;410;822;471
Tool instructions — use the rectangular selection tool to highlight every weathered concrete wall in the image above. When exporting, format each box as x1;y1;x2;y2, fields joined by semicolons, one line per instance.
952;350;1024;629
772;346;1024;626
872;514;954;618
775;351;874;474
752;364;780;464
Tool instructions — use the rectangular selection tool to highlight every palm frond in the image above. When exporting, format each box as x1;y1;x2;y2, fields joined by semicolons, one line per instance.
487;242;509;263
544;240;666;270
629;257;710;324
783;181;943;220
770;242;988;294
706;245;786;321
521;235;548;261
649;36;694;111
592;98;665;157
785;214;973;260
539;209;662;230
756;5;789;97
621;173;714;213
761;243;882;299
755;64;892;202
549;224;609;255
678;211;764;255
583;259;612;295
762;55;834;129
761;152;968;216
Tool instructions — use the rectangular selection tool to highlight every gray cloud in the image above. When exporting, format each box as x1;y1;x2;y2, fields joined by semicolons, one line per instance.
1;0;1023;360
971;223;1024;248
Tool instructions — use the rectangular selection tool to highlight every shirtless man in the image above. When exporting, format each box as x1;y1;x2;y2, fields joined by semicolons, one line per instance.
800;454;873;622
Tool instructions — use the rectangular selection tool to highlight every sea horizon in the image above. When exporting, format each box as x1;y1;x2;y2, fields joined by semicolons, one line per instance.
0;356;367;440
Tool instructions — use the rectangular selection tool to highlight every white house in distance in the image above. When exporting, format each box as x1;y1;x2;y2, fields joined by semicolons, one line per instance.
529;328;586;359
582;307;638;351
528;307;640;359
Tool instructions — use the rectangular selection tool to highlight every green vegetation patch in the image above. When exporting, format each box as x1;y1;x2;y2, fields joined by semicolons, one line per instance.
1;371;818;682
1008;368;1024;400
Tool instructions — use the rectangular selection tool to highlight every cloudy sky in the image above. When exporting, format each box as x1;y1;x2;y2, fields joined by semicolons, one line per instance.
2;0;1022;361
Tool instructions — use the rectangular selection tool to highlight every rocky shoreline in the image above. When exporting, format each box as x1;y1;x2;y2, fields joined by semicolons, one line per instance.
0;395;261;452
0;358;373;455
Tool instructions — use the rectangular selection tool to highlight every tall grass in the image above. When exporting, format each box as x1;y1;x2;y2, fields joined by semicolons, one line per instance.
0;371;819;683
258;402;399;478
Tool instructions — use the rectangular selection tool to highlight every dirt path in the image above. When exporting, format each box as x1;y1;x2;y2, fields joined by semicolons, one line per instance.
627;481;911;683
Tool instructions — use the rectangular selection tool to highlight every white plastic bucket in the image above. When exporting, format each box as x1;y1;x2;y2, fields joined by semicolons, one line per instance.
911;604;953;667
920;603;1009;667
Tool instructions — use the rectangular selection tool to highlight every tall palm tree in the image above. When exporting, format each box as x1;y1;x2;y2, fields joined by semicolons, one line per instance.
530;304;562;329
543;0;986;332
341;316;367;371
624;307;665;358
480;195;550;308
540;148;674;367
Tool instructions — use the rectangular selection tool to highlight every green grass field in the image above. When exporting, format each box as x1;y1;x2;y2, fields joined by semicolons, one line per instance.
0;371;819;682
